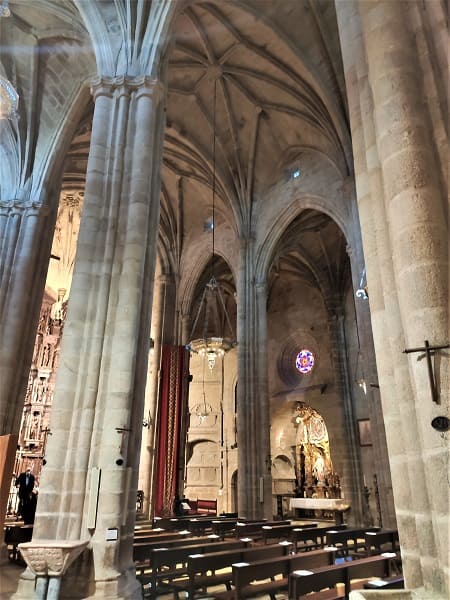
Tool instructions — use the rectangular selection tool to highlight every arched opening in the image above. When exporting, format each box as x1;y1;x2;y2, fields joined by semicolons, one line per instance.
267;208;368;522
7;107;91;520
183;255;237;513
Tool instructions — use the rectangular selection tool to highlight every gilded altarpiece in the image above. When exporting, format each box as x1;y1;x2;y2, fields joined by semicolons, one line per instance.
7;191;82;514
292;402;341;499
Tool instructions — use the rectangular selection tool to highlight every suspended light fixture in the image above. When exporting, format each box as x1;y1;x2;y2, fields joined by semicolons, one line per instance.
193;358;214;423
186;75;236;371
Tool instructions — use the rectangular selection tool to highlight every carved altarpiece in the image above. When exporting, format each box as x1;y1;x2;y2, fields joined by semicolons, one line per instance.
8;191;82;513
12;297;67;495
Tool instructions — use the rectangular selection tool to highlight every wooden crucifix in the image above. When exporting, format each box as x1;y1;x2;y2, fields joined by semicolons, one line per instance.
403;340;449;404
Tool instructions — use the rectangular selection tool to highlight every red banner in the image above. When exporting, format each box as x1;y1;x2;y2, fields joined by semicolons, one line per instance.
154;345;189;517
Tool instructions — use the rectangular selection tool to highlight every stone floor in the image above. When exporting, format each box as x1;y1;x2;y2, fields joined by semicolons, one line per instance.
0;560;24;599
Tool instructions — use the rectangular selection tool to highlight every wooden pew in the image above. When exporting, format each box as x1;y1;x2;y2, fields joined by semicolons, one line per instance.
235;519;291;539
141;538;248;598
134;529;191;543
288;553;395;599
325;527;380;557
226;547;337;599
261;522;319;545
364;529;399;556
211;519;238;539
186;517;222;536
181;541;292;599
290;524;347;553
4;525;33;562
347;553;399;594
153;514;235;532
133;533;218;564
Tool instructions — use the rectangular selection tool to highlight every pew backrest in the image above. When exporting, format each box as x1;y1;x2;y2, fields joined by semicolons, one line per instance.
289;563;347;599
288;554;392;599
364;529;399;555
231;548;335;599
235;519;291;538
188;542;288;577
326;527;379;554
183;542;289;599
151;538;247;571
262;524;297;544
133;534;214;562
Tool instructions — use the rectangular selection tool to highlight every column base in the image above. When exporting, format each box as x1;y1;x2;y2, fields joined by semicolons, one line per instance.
12;566;37;599
13;568;142;599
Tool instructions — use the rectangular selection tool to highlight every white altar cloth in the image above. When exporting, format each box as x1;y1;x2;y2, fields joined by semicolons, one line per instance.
289;498;350;511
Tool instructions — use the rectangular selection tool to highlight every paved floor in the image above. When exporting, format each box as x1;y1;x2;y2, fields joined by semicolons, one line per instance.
0;560;24;599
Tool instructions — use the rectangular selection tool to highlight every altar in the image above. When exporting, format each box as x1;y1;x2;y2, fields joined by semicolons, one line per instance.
289;497;350;524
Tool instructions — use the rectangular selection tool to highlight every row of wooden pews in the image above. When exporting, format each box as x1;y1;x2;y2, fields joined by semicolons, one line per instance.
133;518;402;599
200;549;401;600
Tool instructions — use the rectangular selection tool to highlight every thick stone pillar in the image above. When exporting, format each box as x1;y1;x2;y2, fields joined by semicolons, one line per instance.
236;237;272;519
16;76;165;599
0;200;54;435
336;1;448;596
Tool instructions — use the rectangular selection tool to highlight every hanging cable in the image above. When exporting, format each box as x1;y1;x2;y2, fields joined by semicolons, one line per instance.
211;77;217;281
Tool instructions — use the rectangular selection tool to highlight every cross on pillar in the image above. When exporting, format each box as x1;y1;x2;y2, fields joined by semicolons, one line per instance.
115;426;132;456
403;340;449;404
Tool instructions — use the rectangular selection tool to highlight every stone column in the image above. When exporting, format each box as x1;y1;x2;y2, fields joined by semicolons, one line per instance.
0;201;54;436
326;304;363;524
17;76;165;599
139;273;167;518
336;1;448;596
236;236;272;519
347;243;396;528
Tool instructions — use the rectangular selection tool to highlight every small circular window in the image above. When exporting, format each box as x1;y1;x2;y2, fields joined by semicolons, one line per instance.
295;349;315;374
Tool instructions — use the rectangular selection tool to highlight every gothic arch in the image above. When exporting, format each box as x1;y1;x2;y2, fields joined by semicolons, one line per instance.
255;195;350;284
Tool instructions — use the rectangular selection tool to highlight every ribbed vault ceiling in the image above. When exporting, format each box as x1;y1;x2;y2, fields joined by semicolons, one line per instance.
162;1;349;234
160;0;351;298
3;0;352;310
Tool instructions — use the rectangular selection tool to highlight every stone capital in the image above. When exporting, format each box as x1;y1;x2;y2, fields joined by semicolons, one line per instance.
91;75;163;104
18;540;89;577
0;199;49;217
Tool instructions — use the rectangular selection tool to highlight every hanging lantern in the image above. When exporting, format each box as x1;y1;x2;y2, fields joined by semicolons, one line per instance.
186;77;236;369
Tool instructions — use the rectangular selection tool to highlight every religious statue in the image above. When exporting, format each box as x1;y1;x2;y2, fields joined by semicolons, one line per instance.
42;343;51;367
29;415;40;439
312;454;326;485
50;288;66;322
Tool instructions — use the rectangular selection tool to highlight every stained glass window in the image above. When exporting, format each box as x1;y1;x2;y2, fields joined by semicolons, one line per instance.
295;349;315;374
